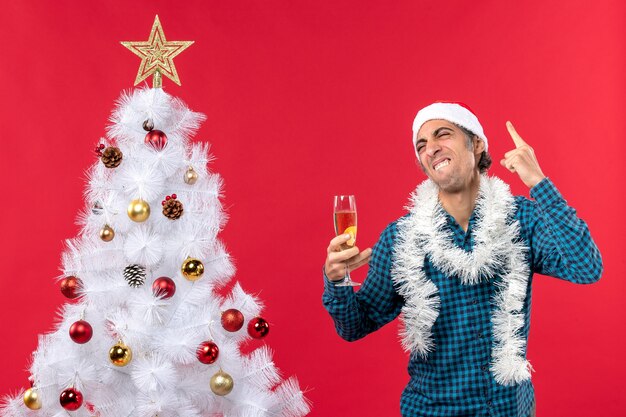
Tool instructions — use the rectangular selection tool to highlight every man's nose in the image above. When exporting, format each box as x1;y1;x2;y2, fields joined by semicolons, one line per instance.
425;141;441;157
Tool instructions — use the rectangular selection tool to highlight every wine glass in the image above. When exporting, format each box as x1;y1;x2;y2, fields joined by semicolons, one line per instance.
333;195;361;287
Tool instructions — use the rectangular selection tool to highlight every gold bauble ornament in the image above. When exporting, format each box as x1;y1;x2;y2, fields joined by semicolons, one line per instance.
23;387;42;410
127;199;151;222
210;370;234;396
184;166;198;185
109;342;133;367
181;257;204;281
99;224;115;242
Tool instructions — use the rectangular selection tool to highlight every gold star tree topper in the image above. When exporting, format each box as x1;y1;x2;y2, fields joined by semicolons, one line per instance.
122;15;193;87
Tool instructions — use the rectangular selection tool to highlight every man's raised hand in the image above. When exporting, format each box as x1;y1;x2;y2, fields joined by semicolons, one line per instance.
500;121;546;188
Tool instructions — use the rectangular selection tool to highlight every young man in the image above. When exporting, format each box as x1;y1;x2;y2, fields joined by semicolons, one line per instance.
322;102;602;417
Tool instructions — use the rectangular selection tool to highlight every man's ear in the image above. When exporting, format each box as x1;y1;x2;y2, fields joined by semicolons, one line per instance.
473;137;485;154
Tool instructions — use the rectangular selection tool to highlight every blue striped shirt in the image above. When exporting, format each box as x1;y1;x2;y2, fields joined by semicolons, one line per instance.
323;178;602;417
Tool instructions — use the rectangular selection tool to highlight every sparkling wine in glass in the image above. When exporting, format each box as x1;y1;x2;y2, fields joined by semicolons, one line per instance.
333;195;360;287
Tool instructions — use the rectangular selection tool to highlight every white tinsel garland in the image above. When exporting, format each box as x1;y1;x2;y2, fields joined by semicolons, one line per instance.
392;175;532;386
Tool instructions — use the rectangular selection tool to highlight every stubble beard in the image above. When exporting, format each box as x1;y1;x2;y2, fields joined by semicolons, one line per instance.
431;172;467;194
425;162;480;195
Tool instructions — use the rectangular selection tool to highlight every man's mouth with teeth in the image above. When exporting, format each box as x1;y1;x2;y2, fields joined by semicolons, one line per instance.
433;159;450;171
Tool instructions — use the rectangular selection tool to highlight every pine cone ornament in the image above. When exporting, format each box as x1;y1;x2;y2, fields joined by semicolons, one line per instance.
124;264;146;288
101;146;123;168
162;194;183;220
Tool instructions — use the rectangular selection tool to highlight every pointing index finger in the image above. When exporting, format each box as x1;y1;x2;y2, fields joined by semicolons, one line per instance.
506;121;527;148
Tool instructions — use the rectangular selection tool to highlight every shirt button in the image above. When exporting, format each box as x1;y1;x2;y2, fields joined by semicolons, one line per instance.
472;299;478;305
481;365;488;372
487;400;493;407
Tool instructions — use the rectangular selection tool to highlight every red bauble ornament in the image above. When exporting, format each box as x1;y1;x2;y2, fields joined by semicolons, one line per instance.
221;309;244;332
60;276;82;299
196;341;219;364
69;320;93;344
144;129;168;150
152;277;176;299
247;317;270;339
60;387;83;411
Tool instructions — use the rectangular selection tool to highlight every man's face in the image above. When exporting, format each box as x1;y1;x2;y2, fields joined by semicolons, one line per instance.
415;120;484;193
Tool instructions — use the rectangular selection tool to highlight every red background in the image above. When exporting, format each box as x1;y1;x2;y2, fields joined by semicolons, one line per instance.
1;1;624;416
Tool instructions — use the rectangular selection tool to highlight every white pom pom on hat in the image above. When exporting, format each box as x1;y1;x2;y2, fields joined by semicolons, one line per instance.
412;101;488;155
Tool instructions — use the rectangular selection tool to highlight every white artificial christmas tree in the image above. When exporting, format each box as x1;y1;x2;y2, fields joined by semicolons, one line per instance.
1;17;309;417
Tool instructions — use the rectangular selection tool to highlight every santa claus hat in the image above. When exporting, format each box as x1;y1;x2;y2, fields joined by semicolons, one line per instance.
412;102;488;154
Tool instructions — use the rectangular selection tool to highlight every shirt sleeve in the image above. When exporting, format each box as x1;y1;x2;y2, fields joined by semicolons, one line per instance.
322;222;404;341
521;177;603;283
